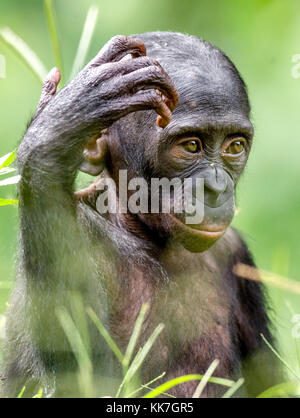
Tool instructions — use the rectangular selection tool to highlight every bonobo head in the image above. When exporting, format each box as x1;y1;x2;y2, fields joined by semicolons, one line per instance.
83;32;253;252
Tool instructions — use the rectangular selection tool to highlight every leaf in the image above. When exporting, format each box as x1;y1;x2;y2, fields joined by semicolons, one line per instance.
192;359;220;398
126;372;166;398
0;175;21;186
32;387;43;398
0;149;17;170
261;333;300;382
0;167;16;176
70;5;99;80
56;307;94;397
125;323;165;383
257;381;300;398
0;198;18;206
143;374;235;398
116;323;165;397
123;303;149;373
234;263;300;296
0;27;48;83
17;386;26;398
87;307;124;364
44;0;64;84
222;378;244;398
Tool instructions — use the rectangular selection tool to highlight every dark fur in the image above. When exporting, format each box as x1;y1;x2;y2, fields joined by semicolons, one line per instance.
0;32;280;398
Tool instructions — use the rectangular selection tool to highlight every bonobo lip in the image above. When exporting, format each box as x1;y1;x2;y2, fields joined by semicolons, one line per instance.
191;223;227;233
170;215;227;240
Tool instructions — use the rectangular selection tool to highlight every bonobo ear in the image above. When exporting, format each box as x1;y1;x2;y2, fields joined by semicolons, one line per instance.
80;132;109;176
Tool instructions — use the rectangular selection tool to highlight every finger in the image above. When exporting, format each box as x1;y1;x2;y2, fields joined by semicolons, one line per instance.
126;89;173;127
83;136;108;163
35;67;61;117
116;65;179;109
150;62;179;110
155;91;173;128
86;89;173;133
90;35;146;67
93;56;158;82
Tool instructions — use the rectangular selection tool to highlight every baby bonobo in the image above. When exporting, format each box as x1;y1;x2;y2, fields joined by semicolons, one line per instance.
1;32;279;398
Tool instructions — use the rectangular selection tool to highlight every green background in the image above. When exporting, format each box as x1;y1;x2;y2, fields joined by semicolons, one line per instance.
0;0;300;376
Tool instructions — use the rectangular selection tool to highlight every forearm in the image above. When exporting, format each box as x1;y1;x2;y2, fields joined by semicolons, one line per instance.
18;120;86;192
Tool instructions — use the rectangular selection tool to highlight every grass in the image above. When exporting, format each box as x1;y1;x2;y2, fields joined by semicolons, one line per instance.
0;27;48;84
1;285;299;398
12;301;248;398
0;149;19;206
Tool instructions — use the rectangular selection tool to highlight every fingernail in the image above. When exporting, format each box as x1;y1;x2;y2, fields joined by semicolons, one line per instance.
157;115;169;128
48;67;61;85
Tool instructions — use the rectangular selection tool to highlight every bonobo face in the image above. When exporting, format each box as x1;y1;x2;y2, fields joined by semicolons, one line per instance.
154;83;253;252
111;34;253;252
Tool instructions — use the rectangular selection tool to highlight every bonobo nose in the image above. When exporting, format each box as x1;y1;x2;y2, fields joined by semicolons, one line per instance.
205;166;227;194
203;166;229;206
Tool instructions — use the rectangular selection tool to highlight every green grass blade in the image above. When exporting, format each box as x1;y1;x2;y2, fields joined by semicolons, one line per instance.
32;387;43;398
257;381;300;398
222;378;244;398
0;27;48;83
0;175;20;186
123;324;164;385
143;374;234;398
56;307;94;397
234;263;300;296
116;323;164;397
192;359;219;398
123;303;149;373
0;150;17;170
44;0;64;84
17;386;26;398
70;5;99;80
126;372;166;398
0;167;16;176
143;385;176;398
0;198;18;206
69;293;91;360
87;307;124;364
261;333;300;382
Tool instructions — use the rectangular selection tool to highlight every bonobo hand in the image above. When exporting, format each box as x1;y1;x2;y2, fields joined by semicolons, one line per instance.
33;35;179;140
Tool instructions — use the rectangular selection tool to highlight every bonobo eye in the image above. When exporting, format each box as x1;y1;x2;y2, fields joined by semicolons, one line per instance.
179;138;202;154
222;137;246;157
170;137;203;161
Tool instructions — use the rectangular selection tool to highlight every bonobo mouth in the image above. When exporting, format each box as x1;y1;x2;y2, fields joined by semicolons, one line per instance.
169;214;228;252
190;222;227;237
171;215;227;239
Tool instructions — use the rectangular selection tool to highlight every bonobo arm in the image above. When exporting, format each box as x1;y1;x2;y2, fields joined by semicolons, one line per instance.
1;35;178;397
17;35;177;286
18;35;177;188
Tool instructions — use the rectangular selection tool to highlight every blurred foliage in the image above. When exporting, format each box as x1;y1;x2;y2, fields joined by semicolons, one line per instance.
0;0;300;380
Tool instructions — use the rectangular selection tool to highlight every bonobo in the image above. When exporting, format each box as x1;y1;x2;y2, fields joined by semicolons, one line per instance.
1;32;279;397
